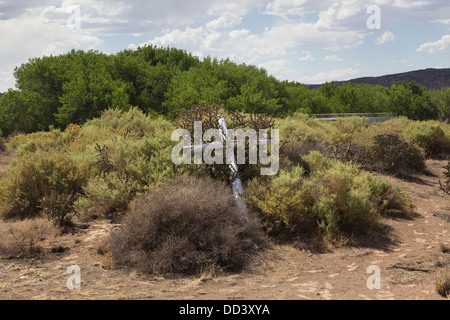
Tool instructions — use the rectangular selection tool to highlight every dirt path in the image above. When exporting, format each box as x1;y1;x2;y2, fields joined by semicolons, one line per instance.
0;160;449;300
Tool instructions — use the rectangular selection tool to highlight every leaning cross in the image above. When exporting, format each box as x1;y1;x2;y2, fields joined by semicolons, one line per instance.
183;115;273;223
218;116;249;223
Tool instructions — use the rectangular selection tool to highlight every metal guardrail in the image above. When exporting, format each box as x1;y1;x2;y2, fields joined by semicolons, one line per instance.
313;113;397;123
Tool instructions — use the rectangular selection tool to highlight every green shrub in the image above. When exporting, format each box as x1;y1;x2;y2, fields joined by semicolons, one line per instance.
0;150;89;220
73;172;142;220
1;107;181;223
39;192;77;227
365;133;425;176
404;122;450;159
246;166;316;237
246;155;415;242
83;107;173;138
277;113;332;148
0;129;5;153
302;150;333;173
14;139;37;158
73;130;183;219
107;176;268;275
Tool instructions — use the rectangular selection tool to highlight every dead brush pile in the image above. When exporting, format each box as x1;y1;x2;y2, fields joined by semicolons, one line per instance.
107;176;268;275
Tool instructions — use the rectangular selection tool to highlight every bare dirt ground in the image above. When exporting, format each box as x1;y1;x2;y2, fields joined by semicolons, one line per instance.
0;151;449;300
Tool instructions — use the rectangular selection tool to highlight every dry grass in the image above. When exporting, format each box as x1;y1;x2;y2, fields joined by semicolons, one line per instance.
0;218;55;257
436;267;450;298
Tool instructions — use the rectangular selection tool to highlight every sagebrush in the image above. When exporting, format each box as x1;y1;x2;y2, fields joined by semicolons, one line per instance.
0;218;54;257
246;152;415;243
108;176;268;275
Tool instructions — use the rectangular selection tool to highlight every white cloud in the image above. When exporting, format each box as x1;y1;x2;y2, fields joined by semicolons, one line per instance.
299;52;315;61
375;31;396;44
265;0;332;17
300;67;361;84
206;14;242;31
433;19;450;24
392;0;430;8
2;0;450;91
416;34;450;53
41;0;219;35
0;13;102;91
258;59;298;80
324;55;343;61
207;0;266;16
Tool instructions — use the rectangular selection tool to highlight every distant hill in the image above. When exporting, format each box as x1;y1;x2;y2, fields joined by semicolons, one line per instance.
307;68;450;90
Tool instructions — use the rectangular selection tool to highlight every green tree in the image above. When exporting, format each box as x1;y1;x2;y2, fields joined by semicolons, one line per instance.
56;51;130;126
163;64;229;118
0;90;45;135
430;88;450;123
388;81;437;120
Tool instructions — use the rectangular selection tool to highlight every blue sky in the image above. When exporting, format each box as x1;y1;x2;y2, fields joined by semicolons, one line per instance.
0;0;449;92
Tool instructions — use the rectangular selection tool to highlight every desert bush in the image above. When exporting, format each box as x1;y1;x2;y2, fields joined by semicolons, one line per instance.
277;113;332;148
38;192;77;227
436;267;450;298
0;218;54;257
246;166;316;238
301;150;333;172
83;107;173;138
246;154;415;242
305;161;384;237
1;107;183;223
364;133;425;176
107;176;268;275
404;122;450;159
0;150;89;220
440;162;450;196
367;176;416;217
73;130;183;219
174;103;277;184
0;129;5;153
73;172;142;220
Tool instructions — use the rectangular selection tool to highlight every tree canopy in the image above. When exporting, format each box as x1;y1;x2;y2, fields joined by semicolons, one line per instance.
0;45;448;136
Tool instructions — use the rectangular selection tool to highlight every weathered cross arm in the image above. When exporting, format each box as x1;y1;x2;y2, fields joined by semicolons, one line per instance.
182;116;276;223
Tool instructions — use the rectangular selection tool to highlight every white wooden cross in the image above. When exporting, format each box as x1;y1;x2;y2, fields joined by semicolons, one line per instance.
182;116;275;223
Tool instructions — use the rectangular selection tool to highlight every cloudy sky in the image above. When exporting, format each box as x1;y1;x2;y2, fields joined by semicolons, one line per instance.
0;0;449;91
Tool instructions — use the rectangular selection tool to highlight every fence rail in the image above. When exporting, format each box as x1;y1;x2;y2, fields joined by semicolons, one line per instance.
313;113;397;123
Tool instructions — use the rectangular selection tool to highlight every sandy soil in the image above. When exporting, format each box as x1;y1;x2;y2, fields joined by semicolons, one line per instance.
0;154;449;301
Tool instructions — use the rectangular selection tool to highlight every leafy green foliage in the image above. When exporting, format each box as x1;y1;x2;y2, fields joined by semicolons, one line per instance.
404;122;450;159
0;149;89;220
0;107;183;225
1;46;447;138
246;152;415;242
365;134;425;176
0;129;5;152
430;87;450;123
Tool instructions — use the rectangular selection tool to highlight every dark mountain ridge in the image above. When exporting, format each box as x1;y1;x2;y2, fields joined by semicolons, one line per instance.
307;68;450;90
